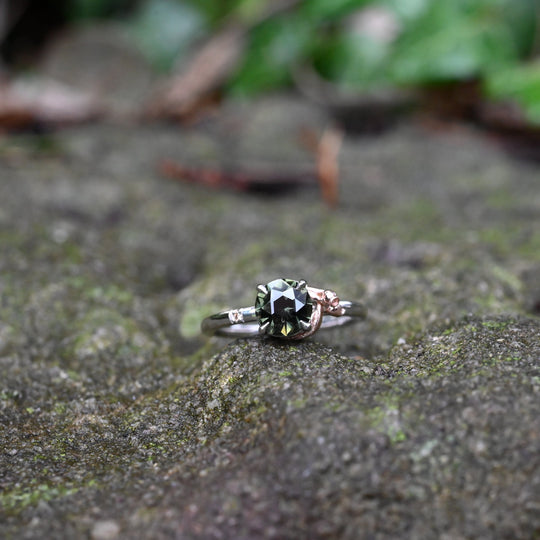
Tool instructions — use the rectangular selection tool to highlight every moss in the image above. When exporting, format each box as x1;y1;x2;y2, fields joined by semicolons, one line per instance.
69;307;151;360
1;113;539;538
480;320;510;330
288;397;309;409
1;480;97;513
503;355;522;362
180;299;224;339
84;284;134;305
365;199;450;244
0;133;63;157
479;227;540;261
364;405;407;444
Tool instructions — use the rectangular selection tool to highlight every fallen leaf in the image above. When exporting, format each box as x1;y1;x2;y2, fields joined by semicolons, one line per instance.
147;24;245;120
0;77;102;129
146;0;303;121
316;127;342;208
159;159;316;193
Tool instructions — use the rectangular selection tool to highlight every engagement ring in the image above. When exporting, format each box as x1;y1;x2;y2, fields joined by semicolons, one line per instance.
201;278;367;339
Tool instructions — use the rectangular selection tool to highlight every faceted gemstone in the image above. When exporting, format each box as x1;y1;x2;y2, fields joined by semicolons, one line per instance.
255;278;313;338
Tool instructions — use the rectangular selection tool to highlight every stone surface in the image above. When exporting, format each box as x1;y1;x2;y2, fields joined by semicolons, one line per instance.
0;95;539;539
40;24;157;118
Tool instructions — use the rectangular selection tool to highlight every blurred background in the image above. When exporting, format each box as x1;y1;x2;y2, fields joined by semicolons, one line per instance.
1;0;540;143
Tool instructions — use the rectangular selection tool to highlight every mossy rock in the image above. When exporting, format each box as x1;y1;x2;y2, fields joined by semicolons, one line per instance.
0;97;538;538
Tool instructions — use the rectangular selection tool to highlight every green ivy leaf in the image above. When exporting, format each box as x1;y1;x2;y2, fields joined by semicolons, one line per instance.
501;0;538;57
387;0;519;84
229;15;311;95
381;0;430;23
298;0;371;21
314;32;394;88
485;63;540;124
128;0;206;72
67;0;133;20
184;0;267;25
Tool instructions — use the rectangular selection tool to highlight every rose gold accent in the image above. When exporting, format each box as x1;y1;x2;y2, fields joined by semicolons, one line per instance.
306;286;345;316
292;286;345;339
292;299;322;340
324;290;340;309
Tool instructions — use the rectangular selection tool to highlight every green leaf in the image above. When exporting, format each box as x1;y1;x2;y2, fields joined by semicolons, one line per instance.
229;15;311;95
67;0;133;20
485;63;540;124
183;0;233;23
298;0;371;21
184;0;267;24
387;1;520;84
381;0;430;22
502;0;539;56
128;0;206;72
314;32;394;88
233;0;272;23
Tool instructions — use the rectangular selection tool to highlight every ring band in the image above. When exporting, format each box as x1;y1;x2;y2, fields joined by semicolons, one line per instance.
201;278;367;339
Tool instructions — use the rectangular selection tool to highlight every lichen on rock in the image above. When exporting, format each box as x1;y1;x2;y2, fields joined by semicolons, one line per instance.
0;97;539;539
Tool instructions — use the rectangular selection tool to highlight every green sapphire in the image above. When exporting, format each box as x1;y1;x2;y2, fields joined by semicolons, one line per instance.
255;278;313;338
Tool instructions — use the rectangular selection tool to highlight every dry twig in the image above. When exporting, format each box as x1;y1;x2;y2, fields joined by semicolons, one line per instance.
316;127;343;208
160;125;343;206
160;159;315;193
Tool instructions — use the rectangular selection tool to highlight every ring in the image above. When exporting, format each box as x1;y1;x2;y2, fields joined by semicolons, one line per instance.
201;278;367;339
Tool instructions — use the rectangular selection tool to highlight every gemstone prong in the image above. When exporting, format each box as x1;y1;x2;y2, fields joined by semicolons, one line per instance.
296;279;307;290
256;284;268;295
258;321;270;335
299;320;311;332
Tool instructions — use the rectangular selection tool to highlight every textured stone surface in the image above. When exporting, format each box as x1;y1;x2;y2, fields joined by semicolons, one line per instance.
0;96;539;539
40;24;156;118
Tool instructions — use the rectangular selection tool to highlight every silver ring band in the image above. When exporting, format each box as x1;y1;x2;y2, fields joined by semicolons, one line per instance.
201;278;367;340
202;301;367;338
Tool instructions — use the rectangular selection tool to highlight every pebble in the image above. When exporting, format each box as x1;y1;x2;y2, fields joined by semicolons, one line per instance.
91;520;120;540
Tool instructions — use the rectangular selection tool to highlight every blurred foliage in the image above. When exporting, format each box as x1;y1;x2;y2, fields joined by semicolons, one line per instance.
67;0;136;20
227;0;539;93
128;0;205;71
225;0;540;125
385;1;522;83
230;14;313;93
486;62;540;123
37;0;540;124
